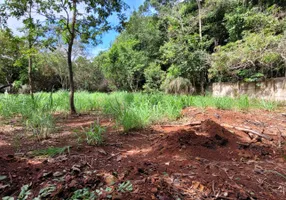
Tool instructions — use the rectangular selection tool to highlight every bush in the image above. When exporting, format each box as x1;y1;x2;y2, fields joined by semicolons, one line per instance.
163;77;195;95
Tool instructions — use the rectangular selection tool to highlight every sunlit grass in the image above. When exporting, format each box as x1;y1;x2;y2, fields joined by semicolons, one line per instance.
0;91;282;132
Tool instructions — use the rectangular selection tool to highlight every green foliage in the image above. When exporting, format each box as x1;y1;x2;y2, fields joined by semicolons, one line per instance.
69;188;96;200
162;77;194;95
84;121;105;145
143;62;166;92
210;32;284;82
18;183;32;200
260;99;278;111
214;97;233;110
32;146;70;157
0;92;281;136
117;181;133;193
238;95;250;111
34;185;56;199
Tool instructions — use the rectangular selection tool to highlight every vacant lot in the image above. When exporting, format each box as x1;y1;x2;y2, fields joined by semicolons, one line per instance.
0;92;286;199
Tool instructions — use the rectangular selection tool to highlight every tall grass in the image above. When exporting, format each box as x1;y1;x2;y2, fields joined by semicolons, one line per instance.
0;91;282;133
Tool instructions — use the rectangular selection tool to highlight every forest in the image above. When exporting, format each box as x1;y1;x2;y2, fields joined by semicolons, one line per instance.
1;0;286;96
0;0;286;200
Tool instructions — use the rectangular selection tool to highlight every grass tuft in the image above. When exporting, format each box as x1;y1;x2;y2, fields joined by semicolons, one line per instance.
32;146;70;157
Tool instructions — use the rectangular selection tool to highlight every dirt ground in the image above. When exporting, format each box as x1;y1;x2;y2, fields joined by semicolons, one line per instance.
1;107;286;199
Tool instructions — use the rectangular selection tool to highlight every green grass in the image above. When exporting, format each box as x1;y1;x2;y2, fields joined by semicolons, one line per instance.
32;146;70;157
0;91;282;133
82;121;105;145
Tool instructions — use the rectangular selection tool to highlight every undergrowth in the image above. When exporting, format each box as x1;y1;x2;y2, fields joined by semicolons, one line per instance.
32;146;70;157
0;91;282;133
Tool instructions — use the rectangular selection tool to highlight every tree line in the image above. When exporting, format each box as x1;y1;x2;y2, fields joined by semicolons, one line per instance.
1;0;286;112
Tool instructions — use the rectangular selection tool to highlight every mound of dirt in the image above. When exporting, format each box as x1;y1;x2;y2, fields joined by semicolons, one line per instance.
152;119;239;161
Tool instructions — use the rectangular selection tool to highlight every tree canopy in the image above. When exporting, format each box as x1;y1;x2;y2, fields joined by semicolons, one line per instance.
0;0;286;95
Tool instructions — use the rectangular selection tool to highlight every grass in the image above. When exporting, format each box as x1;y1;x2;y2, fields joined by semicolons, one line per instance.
82;121;105;145
0;91;283;133
32;146;70;157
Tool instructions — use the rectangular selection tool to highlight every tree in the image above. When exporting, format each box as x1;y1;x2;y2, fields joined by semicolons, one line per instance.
42;0;127;114
0;29;25;86
1;0;49;98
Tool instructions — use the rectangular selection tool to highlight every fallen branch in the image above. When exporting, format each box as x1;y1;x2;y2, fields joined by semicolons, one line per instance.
222;124;273;141
161;121;202;127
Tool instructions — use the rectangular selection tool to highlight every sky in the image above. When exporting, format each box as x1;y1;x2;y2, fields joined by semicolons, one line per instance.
90;0;145;56
0;0;145;57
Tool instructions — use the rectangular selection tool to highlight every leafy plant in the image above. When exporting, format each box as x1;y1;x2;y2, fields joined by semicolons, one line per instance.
26;111;55;140
3;184;32;200
70;188;96;200
84;121;105;145
260;100;278;111
238;95;250;110
34;185;56;199
117;181;133;193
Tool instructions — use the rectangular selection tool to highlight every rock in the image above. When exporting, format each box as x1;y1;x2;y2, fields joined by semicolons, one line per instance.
116;155;122;162
223;192;228;197
53;171;63;177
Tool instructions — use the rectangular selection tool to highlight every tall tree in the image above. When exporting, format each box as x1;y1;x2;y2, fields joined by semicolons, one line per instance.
42;0;127;114
1;0;48;98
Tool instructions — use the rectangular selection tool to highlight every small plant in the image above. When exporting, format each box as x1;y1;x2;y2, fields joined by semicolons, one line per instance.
25;111;55;140
214;97;233;110
260;99;278;111
32;146;70;157
34;185;56;199
237;95;250;110
70;188;96;200
84;121;105;145
3;183;32;200
117;181;133;193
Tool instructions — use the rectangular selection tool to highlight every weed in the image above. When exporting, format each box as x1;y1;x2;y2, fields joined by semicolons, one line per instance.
84;121;105;145
70;188;96;200
0;91;282;135
32;146;70;157
117;181;133;193
3;183;32;200
237;95;250;110
260;100;278;111
25;111;55;140
214;97;233;110
34;185;56;199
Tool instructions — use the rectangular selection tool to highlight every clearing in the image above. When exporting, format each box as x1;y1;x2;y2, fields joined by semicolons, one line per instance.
1;106;286;199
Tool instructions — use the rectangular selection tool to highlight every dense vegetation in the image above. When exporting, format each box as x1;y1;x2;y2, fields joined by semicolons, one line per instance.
1;0;286;96
0;91;278;139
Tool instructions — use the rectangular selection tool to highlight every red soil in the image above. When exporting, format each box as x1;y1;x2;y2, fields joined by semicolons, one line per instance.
1;107;286;199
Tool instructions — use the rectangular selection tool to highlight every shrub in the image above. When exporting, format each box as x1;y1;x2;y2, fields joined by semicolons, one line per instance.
84;121;105;145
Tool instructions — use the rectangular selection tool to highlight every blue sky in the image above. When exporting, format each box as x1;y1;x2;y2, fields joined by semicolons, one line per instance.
0;0;145;57
91;0;145;56
90;0;145;56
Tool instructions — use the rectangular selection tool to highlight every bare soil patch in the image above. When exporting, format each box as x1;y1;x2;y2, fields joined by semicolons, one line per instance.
1;108;286;199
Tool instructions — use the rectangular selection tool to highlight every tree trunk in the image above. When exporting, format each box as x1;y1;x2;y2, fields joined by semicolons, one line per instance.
200;71;205;95
28;2;34;99
197;0;202;42
67;0;77;115
67;44;76;114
